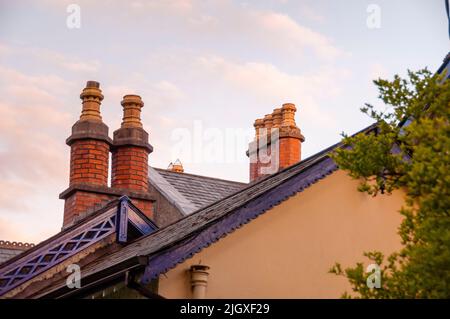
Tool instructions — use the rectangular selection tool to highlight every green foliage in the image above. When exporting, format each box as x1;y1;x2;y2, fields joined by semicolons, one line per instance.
329;69;450;298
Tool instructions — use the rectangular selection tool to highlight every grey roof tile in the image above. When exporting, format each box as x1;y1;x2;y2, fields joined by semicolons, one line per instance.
149;167;246;214
0;249;24;265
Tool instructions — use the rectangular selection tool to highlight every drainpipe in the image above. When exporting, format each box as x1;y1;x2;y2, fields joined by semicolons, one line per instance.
190;265;210;299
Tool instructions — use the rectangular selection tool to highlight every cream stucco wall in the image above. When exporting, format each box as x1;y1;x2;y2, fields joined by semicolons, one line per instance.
158;170;405;298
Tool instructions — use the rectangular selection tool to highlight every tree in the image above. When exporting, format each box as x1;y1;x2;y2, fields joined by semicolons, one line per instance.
329;69;450;298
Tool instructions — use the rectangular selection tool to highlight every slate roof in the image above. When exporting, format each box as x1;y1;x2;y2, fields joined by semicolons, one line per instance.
0;249;22;265
149;167;246;215
35;123;379;298
0;241;34;265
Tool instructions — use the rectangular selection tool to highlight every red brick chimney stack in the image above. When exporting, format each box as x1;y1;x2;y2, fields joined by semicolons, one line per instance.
278;103;304;170
249;118;264;181
60;84;155;227
248;103;305;182
62;81;113;225
111;95;152;193
69;81;110;187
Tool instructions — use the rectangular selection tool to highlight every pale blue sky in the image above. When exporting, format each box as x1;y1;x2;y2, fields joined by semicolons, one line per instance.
0;0;448;243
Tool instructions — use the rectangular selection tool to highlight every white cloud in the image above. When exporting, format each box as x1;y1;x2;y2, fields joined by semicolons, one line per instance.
0;181;33;212
0;43;100;74
251;11;341;59
0;64;73;94
195;55;350;126
299;4;326;24
130;0;193;12
0;43;13;57
104;79;185;113
29;48;101;73
0;64;72;218
0;217;27;241
73;0;345;62
0;215;56;244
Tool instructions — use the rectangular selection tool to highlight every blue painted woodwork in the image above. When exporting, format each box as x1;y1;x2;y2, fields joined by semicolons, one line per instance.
0;212;117;295
117;198;129;244
0;196;158;297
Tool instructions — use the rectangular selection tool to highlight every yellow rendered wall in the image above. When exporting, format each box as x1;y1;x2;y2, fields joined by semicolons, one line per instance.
158;170;405;298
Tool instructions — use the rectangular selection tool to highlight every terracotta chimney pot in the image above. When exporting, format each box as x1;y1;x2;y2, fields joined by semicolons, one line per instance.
120;95;144;128
281;103;297;127
272;108;282;128
263;114;273;132
79;81;104;122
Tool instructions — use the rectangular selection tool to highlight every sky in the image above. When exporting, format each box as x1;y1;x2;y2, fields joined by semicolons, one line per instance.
0;0;448;244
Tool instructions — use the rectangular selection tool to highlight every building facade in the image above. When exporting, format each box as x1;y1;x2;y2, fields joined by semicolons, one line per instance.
0;53;447;299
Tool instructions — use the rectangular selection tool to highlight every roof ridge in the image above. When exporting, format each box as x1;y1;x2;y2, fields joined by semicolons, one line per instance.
0;240;35;250
148;167;197;215
152;167;247;185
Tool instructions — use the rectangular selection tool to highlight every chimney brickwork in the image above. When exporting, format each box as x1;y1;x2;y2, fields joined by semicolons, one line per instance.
111;95;152;193
278;103;304;170
60;83;154;227
111;95;153;217
248;103;304;182
249;119;265;181
61;81;113;225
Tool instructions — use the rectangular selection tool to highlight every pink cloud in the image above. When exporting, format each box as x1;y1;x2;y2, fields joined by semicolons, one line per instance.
195;55;350;127
0;217;27;242
0;63;73;220
252;11;342;59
